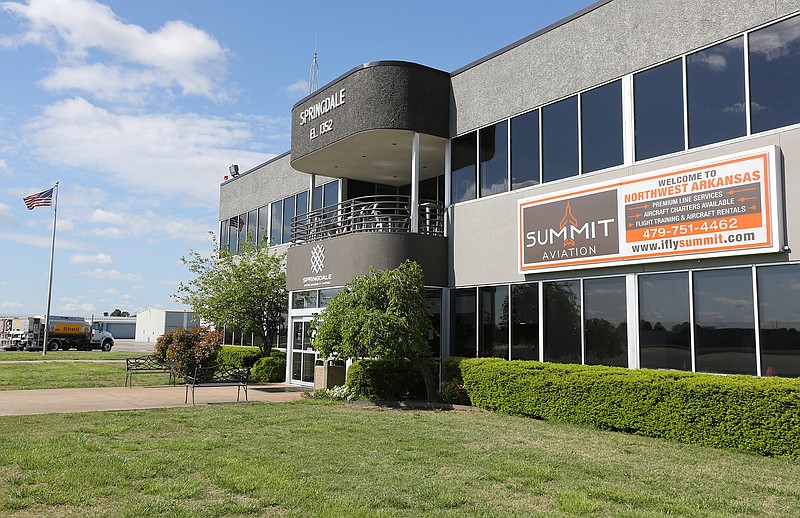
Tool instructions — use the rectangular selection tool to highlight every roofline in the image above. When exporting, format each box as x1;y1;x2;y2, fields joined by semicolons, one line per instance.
221;151;290;186
450;0;613;76
291;60;449;110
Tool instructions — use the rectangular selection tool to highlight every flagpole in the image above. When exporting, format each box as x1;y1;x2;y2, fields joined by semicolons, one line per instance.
41;181;59;357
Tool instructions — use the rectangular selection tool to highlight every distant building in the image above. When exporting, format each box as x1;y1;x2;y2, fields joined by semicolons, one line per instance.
91;315;136;339
135;308;200;343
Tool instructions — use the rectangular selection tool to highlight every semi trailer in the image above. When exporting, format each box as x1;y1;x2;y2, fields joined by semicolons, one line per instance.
0;315;115;351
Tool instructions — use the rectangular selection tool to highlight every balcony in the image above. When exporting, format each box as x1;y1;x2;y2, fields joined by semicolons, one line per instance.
291;195;444;245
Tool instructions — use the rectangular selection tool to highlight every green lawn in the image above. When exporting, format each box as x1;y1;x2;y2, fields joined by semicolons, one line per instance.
0;360;172;390
0;351;144;361
0;400;797;517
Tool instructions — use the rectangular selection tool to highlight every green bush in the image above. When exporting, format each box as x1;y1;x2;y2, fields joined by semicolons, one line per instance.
460;358;800;459
345;359;427;401
443;356;467;382
217;346;262;368
154;326;222;378
251;350;287;383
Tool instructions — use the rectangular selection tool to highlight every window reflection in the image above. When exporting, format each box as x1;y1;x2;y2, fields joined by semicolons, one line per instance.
270;200;283;245
750;14;800;133
693;268;756;375
427;289;443;358
638;272;691;371
257;205;269;246
584;277;627;367
511;282;539;360
542;96;579;183
451;288;477;357
479;121;509;197
634;58;684;160
544;280;581;363
451;132;477;204
757;265;800;378
479;285;509;358
581;80;623;173
687;37;746;148
511;109;540;190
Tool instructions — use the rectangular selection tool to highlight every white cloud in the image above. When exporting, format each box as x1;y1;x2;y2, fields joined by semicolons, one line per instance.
74;268;142;281
1;0;229;102
24;97;276;206
0;230;87;249
88;208;123;224
69;252;113;265
0;158;9;174
284;79;309;98
0;202;17;225
0;301;24;310
102;288;116;295
75;227;124;239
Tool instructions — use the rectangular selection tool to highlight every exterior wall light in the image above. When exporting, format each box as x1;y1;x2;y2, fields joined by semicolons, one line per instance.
229;164;240;176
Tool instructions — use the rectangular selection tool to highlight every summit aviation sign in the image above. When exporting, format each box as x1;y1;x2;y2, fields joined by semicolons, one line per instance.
518;146;782;273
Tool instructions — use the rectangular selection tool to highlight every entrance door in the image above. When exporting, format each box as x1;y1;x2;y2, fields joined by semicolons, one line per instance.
291;319;317;384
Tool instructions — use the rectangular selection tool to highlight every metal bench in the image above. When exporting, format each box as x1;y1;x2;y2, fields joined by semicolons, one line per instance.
125;355;176;387
184;364;251;405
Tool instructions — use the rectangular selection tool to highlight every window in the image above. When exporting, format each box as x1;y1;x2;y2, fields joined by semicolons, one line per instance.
687;37;746;148
270;199;283;245
511;109;540;190
479;285;509;358
583;277;627;367
318;287;342;307
634;58;684;160
479;121;508;197
237;212;247;251
246;209;257;245
451;132;477;204
451;288;477;357
693;268;756;375
757;265;800;378
427;289;443;358
219;220;229;254
292;290;318;310
324;180;339;208
282;195;295;244
257;205;269;246
542;96;578;183
638;272;691;371
581;80;623;173
750;14;800;133
543;280;581;363
511;282;538;360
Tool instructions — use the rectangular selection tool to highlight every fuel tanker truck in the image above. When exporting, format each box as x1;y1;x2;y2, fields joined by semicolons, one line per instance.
0;315;114;351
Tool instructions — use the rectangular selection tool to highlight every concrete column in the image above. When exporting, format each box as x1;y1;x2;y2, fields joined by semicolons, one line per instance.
411;132;420;233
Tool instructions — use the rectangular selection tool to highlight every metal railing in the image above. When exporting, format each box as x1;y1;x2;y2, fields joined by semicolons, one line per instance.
291;195;444;245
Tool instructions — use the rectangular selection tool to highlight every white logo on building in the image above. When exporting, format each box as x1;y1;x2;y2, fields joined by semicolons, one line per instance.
310;244;325;273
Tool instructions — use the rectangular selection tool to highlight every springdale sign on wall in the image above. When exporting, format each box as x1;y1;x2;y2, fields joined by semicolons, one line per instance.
518;146;782;273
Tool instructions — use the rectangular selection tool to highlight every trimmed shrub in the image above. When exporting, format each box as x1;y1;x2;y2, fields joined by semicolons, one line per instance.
345;359;427;401
443;356;467;382
460;358;800;458
218;346;262;368
251;350;287;383
155;326;222;378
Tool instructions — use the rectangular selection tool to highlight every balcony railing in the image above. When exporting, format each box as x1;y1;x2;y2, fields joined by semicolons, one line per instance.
291;195;444;245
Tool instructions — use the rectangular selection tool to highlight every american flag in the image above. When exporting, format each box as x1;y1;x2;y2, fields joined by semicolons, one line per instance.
23;188;54;210
229;215;244;229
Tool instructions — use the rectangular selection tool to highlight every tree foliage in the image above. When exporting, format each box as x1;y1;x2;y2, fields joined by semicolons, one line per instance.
175;233;288;356
311;260;438;401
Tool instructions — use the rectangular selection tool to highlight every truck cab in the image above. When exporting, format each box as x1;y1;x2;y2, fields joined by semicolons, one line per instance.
91;321;115;351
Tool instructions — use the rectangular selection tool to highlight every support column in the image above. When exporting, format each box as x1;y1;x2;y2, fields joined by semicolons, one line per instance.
308;174;316;212
411;132;420;233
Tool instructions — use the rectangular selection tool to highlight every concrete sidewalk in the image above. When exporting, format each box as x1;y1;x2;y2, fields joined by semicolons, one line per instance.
0;383;306;416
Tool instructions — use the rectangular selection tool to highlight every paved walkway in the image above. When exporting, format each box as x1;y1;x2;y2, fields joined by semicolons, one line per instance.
0;383;306;416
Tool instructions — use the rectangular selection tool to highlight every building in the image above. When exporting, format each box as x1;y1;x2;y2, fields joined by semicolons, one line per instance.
91;316;136;339
135;308;200;343
220;0;800;386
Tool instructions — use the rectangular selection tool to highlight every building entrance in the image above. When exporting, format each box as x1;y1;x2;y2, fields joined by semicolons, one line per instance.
290;318;317;384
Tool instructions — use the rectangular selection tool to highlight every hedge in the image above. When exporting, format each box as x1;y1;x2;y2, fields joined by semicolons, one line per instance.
459;358;800;459
217;346;263;368
251;350;287;383
346;359;427;401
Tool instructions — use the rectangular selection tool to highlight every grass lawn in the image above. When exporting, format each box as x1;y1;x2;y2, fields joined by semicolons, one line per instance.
0;400;797;517
0;351;143;361
0;359;172;390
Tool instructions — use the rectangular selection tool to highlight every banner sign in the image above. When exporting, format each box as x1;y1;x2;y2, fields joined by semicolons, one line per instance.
518;147;781;273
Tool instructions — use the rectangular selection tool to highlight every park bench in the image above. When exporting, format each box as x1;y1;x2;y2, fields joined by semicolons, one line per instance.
184;364;251;405
125;355;176;387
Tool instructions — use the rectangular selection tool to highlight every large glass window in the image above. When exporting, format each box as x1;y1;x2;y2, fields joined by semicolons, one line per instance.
687;37;746;148
451;132;477;204
237;212;247;251
451;288;477;357
228;216;240;253
246;209;257;245
427;289;443;358
479;285;509;358
750;15;800;133
324;181;339;208
270;199;283;245
757;265;800;378
634;58;684;160
511;282;539;360
511;109;540;190
282;194;295;244
638;272;691;371
581;80;623;173
543;280;581;363
479;121;508;197
583;277;627;367
219;220;229;254
318;287;342;308
292;290;318;310
257;205;269;246
542;96;579;183
693;268;756;375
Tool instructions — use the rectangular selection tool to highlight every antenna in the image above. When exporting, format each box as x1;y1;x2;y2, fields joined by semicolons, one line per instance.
309;34;319;95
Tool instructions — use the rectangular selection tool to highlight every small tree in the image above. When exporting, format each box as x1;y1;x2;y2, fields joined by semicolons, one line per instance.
311;260;439;401
175;233;288;357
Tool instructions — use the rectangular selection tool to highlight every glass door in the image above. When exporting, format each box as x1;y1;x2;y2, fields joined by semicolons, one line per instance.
291;318;317;384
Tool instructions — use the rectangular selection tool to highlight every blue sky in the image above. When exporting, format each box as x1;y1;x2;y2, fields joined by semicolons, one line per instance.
0;0;595;317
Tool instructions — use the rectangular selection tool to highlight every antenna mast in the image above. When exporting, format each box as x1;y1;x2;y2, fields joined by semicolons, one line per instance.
309;35;319;94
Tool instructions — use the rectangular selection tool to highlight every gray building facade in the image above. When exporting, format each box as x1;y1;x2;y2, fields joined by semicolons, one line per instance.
221;0;800;384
